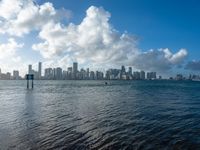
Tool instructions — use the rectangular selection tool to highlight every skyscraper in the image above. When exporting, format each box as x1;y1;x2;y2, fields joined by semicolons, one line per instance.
133;71;140;80
140;71;145;80
28;65;32;74
55;67;62;80
86;68;90;79
38;62;42;79
73;62;78;79
121;65;126;74
13;70;19;80
128;67;132;75
45;68;53;79
67;67;73;79
120;65;126;79
147;72;157;80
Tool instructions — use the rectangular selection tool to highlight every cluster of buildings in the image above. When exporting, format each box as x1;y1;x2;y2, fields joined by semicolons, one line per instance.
1;61;200;81
105;66;158;80
40;62;158;80
44;62;104;80
28;62;42;80
174;74;200;81
0;69;22;80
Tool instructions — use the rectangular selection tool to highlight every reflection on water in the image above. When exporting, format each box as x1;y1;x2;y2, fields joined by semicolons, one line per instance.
0;80;200;149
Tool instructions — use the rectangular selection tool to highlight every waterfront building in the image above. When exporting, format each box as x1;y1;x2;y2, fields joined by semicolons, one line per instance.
0;72;11;80
45;68;53;79
38;62;42;79
96;71;104;80
13;70;19;80
55;67;62;80
67;67;73;79
6;72;11;80
128;67;132;75
176;74;183;80
86;68;90;79
90;71;95;80
133;71;140;80
140;71;145;80
120;65;126;79
106;69;121;80
147;72;157;80
28;65;33;74
121;65;126;73
62;70;68;80
73;62;78;79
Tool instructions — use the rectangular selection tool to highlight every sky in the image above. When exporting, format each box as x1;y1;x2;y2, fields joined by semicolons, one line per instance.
0;0;200;77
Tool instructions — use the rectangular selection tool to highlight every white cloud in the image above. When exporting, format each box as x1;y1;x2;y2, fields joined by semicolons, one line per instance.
0;38;26;75
33;6;188;72
33;6;138;64
185;60;200;71
0;0;23;19
0;0;189;74
163;48;188;64
0;0;71;36
0;38;23;59
132;48;188;72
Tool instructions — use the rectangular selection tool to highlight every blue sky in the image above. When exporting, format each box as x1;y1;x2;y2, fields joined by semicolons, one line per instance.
0;0;199;76
39;0;200;57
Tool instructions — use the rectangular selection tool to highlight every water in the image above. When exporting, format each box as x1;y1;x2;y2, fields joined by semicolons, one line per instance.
0;80;200;149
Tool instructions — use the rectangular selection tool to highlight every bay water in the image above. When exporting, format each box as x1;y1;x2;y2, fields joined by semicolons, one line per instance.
0;80;200;149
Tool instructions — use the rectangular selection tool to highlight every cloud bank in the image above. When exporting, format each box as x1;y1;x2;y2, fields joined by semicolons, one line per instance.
0;0;188;75
0;38;26;74
32;6;188;72
185;60;200;71
0;0;71;36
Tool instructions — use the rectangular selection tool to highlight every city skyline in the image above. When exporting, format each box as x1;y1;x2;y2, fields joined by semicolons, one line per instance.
0;0;200;77
0;61;200;81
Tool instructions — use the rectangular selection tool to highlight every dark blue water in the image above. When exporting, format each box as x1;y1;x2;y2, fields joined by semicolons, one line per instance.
0;80;200;149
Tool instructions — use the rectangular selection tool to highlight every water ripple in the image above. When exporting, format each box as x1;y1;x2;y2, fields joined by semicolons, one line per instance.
0;80;200;149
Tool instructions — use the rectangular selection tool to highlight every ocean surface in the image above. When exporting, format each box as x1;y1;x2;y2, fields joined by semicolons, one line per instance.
0;80;200;149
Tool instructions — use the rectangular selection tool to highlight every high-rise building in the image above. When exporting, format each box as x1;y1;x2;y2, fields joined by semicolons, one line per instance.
140;71;145;80
68;67;72;72
133;71;140;80
79;68;87;80
152;72;156;79
147;72;157;80
96;71;104;80
6;72;11;80
86;68;90;79
62;70;68;80
120;65;126;79
121;65;126;74
176;74;183;80
73;62;78;79
45;68;53;79
53;68;56;79
90;71;95;80
67;67;73;79
128;67;132;75
55;67;62;80
28;65;32;74
38;62;42;79
13;70;19;80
